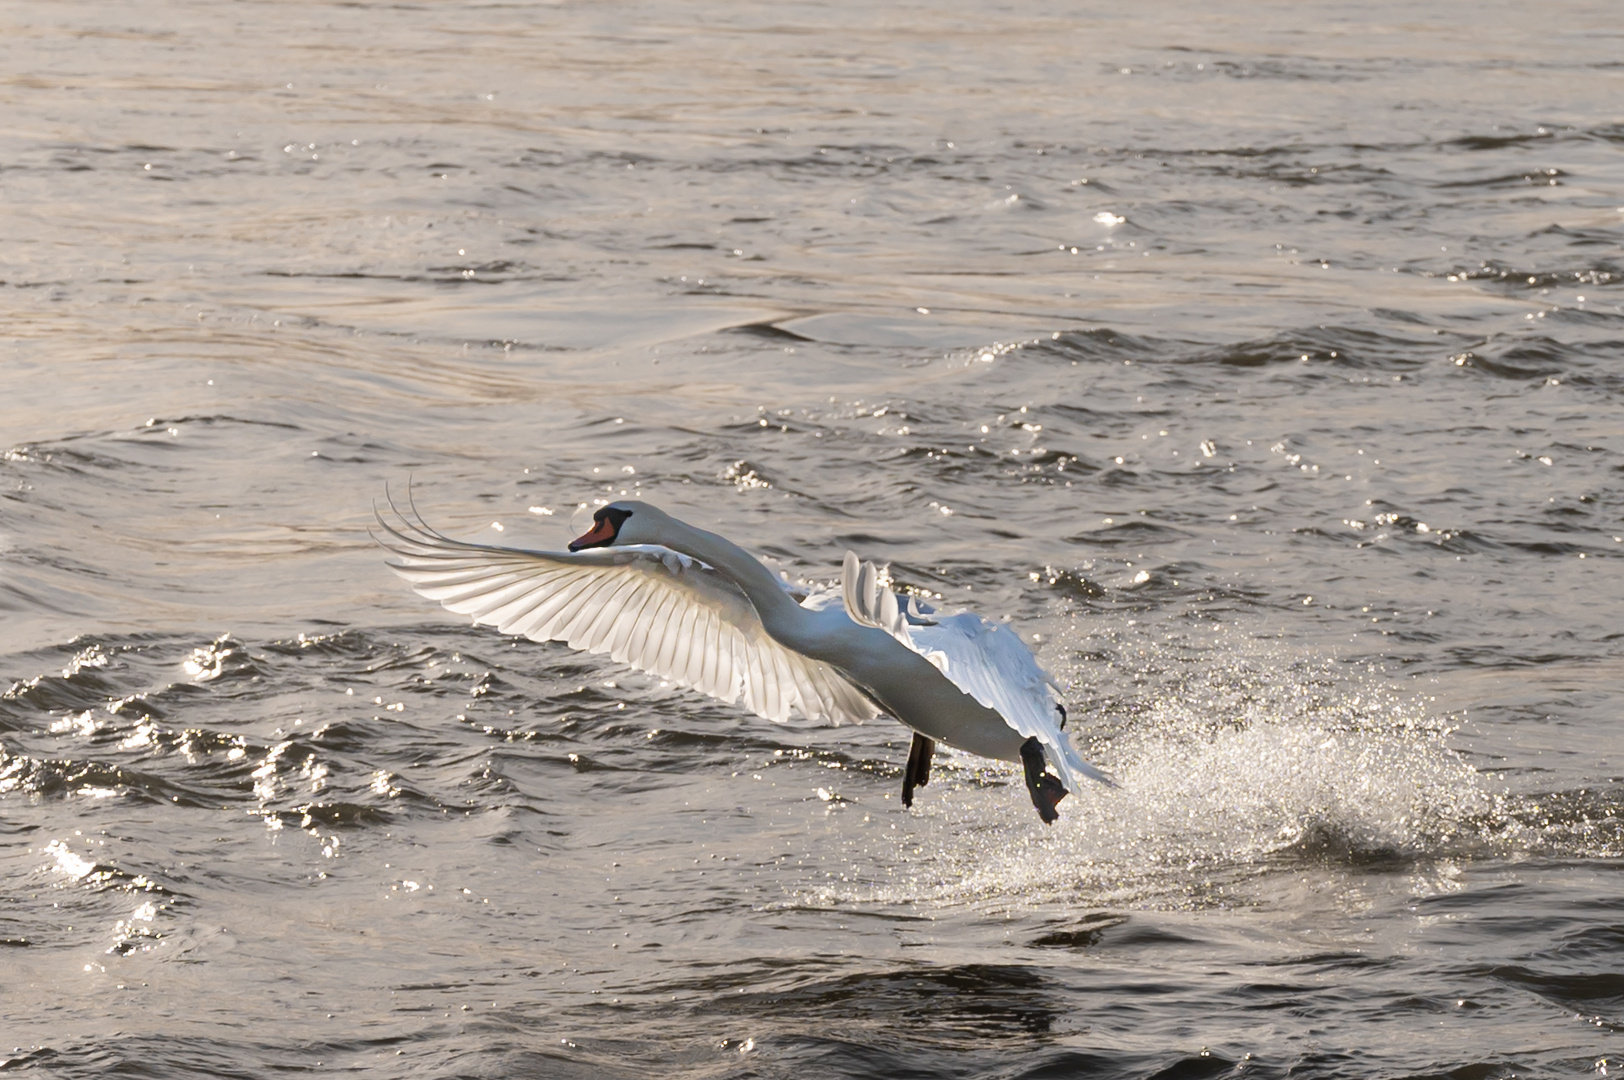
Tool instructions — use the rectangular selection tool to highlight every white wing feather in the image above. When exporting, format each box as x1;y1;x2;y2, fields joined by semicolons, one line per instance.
375;503;878;727
841;552;1112;793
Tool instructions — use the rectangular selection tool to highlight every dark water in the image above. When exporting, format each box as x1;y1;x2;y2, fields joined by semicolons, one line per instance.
3;1;1621;1076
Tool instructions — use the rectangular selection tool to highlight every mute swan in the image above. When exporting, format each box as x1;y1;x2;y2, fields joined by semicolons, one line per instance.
374;496;1112;822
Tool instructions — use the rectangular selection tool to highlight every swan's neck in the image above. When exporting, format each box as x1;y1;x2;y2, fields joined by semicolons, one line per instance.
662;520;811;646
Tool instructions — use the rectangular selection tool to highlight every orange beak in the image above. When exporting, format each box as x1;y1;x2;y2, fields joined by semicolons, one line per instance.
569;517;618;551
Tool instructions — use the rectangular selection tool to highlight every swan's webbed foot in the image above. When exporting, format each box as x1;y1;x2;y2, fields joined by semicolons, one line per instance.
901;732;934;808
1019;736;1068;824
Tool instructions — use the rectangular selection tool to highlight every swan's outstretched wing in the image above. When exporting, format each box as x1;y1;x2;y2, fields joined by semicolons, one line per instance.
841;552;1112;793
374;500;878;727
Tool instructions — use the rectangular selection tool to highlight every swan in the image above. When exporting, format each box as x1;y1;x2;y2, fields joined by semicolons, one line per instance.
374;495;1112;822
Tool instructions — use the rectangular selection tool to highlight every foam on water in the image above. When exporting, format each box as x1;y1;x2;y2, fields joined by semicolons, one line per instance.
813;625;1503;911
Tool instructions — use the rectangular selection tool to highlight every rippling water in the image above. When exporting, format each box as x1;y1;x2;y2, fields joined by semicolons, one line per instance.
3;1;1621;1076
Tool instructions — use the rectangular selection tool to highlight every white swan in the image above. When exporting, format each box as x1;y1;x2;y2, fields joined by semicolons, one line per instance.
374;496;1112;822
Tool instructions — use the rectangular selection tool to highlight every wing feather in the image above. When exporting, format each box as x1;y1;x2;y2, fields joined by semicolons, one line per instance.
782;651;811;717
508;579;568;639
669;602;700;687
765;645;788;721
771;648;795;720
485;572;568;631
529;574;597;638
375;499;875;727
679;607;700;692
750;643;776;721
558;570;621;644
603;577;654;659
840;551;1112;792
532;571;596;637
573;572;640;646
629;588;674;672
719;620;741;704
434;570;535;613
642;587;683;677
698;609;722;698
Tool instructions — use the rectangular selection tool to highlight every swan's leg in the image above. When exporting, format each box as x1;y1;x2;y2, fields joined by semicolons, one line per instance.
1019;736;1068;824
901;732;934;808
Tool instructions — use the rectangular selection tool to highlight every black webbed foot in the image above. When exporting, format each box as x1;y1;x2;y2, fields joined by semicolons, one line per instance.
901;732;934;808
1019;736;1068;824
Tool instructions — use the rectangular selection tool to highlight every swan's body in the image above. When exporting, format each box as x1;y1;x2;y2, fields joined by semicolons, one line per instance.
375;497;1111;821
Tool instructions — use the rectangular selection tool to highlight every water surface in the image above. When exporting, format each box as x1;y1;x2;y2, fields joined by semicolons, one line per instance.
2;1;1621;1076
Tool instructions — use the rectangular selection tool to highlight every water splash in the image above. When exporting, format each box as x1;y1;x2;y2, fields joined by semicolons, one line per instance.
820;622;1505;910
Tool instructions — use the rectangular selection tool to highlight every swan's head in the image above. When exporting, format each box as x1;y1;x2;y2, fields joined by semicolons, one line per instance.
568;500;669;551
